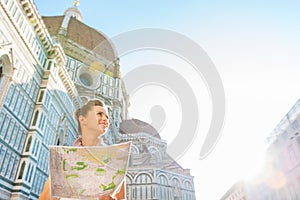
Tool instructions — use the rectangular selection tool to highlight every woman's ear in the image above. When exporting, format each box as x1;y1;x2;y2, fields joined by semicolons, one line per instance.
78;115;86;126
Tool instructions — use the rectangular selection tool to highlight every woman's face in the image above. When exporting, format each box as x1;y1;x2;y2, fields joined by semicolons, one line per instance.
80;105;109;136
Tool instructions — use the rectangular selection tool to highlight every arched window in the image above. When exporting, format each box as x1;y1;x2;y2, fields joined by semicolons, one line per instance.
126;175;133;199
135;174;152;200
32;110;39;126
0;57;3;80
38;90;44;103
172;178;182;199
148;146;161;162
158;175;169;199
130;145;139;154
17;161;26;179
0;54;13;87
79;73;93;87
25;136;32;152
183;181;193;200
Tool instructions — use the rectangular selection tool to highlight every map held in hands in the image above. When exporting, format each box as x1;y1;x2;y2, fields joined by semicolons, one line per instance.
49;142;131;199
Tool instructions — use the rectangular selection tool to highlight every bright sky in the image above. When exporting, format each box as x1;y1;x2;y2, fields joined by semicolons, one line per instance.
34;1;300;199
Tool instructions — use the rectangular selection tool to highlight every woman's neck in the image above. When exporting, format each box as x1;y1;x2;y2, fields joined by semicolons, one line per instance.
81;134;101;146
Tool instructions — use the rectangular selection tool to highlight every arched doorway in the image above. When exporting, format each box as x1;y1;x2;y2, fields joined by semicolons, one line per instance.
0;53;14;109
0;56;4;82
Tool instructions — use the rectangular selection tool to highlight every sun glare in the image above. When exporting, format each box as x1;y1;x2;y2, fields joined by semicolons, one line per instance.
242;153;266;182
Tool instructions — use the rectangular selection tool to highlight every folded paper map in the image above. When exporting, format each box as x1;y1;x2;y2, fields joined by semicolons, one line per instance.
49;142;131;199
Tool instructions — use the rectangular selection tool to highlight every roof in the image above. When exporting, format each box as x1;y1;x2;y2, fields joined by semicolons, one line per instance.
120;119;161;139
42;15;116;62
43;16;64;35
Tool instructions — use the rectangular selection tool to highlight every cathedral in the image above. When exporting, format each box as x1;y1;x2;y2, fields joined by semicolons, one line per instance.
0;0;196;199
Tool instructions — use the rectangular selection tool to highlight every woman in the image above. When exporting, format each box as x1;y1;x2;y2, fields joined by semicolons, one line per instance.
39;99;125;200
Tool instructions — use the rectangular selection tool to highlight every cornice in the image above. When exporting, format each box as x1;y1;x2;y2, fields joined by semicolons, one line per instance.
20;0;81;107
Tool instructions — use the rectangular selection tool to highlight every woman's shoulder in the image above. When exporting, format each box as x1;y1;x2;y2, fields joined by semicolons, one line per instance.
73;137;83;146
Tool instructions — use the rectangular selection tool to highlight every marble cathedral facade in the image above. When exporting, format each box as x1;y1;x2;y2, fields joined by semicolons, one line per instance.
0;0;196;199
120;119;196;200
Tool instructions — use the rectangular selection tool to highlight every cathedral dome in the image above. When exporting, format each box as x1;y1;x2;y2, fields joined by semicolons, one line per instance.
120;119;161;139
42;8;116;62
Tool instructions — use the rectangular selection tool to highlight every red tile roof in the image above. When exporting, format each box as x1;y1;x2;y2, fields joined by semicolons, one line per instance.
120;119;161;139
42;16;116;61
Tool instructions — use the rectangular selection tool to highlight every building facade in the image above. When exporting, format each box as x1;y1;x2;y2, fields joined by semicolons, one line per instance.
0;0;84;199
219;181;247;200
120;119;196;200
247;99;300;200
220;99;300;200
0;0;196;199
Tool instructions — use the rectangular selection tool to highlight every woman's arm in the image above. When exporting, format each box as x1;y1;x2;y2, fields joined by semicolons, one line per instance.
113;181;125;200
39;178;59;200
